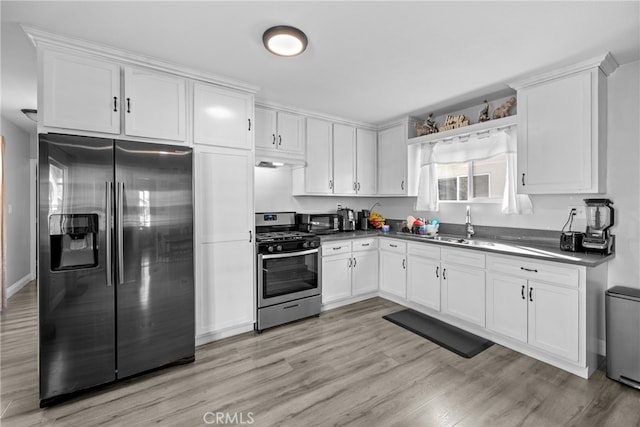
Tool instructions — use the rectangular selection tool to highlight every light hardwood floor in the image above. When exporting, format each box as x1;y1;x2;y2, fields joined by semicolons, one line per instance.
1;281;639;426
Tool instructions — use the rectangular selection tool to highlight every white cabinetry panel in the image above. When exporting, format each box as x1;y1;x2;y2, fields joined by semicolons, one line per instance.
124;67;186;141
42;49;120;134
193;82;253;149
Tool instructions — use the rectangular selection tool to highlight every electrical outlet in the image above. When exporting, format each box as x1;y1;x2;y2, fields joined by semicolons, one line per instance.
568;205;586;219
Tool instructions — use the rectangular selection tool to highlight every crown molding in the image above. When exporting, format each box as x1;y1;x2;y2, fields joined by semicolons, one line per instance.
22;24;260;94
509;52;619;90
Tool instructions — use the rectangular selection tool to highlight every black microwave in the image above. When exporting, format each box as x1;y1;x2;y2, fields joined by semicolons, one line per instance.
296;213;339;234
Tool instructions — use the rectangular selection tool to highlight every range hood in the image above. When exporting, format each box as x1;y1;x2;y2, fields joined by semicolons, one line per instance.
254;152;306;168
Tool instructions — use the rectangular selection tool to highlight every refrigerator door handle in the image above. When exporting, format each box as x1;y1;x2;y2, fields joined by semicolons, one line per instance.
117;182;125;285
106;182;113;286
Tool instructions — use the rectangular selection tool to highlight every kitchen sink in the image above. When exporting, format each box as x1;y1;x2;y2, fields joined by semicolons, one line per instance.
396;232;496;248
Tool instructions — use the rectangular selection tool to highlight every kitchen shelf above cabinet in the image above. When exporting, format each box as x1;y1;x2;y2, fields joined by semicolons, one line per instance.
408;115;517;145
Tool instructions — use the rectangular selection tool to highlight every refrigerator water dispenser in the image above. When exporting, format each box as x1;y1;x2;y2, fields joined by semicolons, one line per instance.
49;214;99;270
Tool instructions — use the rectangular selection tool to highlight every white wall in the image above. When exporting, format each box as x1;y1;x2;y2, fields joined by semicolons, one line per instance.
255;61;640;290
2;117;33;294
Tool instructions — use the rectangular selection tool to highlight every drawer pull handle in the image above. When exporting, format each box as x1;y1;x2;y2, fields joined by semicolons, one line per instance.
362;243;370;247
520;267;538;273
521;285;525;300
333;246;342;250
283;304;300;310
529;287;534;302
390;244;398;248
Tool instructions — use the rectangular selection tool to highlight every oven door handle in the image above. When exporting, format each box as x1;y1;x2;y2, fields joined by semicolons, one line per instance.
261;248;319;259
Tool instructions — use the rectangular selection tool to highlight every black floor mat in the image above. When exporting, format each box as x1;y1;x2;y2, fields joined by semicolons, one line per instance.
383;309;493;358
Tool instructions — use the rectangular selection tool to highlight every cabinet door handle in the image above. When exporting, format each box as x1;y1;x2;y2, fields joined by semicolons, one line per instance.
353;182;357;191
443;268;447;280
402;259;406;269
522;173;526;186
126;97;131;113
520;267;538;273
521;285;526;300
272;134;276;145
529;287;534;302
357;182;360;191
435;266;439;278
348;258;352;268
248;118;251;131
278;135;282;146
401;180;405;191
113;96;118;112
329;180;333;190
353;257;357;268
249;230;252;243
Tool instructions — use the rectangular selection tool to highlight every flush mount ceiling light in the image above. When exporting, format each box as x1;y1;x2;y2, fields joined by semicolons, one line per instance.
263;26;308;57
21;108;37;122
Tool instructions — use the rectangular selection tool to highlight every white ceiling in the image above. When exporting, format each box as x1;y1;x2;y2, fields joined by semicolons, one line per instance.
2;1;639;133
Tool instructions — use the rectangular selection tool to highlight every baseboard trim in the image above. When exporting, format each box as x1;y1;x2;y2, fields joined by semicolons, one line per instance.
195;323;255;347
7;274;33;299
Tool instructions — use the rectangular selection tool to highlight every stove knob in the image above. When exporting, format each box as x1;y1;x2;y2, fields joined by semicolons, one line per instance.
276;245;283;252
267;246;274;253
310;241;318;248
302;241;309;248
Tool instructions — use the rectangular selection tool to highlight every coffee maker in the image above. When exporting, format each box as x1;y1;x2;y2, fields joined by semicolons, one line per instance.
337;205;356;231
582;198;614;255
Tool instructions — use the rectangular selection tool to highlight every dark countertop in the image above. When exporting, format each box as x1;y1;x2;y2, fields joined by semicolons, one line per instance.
318;230;613;268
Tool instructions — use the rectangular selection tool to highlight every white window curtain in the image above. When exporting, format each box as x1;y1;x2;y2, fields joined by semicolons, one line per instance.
415;128;533;214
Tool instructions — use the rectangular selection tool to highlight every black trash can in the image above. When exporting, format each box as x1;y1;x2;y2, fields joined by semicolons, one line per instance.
606;286;640;389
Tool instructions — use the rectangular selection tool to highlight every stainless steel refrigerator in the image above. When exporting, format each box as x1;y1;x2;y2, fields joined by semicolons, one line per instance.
38;133;194;407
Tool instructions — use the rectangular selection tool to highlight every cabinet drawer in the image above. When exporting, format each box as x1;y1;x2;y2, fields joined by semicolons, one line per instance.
441;248;485;269
322;241;352;256
487;255;579;288
407;242;440;260
352;238;378;252
379;239;406;254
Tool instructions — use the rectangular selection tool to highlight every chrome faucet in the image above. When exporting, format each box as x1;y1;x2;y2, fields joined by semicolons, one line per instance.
465;205;475;239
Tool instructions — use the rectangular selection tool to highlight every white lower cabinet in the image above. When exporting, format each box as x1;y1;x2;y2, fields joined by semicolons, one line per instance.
441;248;486;327
379;239;407;299
406;243;441;311
487;274;580;362
352;239;379;295
486;256;581;363
197;241;254;335
322;239;378;305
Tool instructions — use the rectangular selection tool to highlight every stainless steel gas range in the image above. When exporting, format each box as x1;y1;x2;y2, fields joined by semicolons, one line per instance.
255;212;321;332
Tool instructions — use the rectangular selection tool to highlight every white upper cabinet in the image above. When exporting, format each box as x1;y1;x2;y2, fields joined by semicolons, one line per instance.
377;123;418;196
302;117;334;194
123;66;187;142
42;49;121;134
356;128;377;195
332;123;357;195
377;124;406;195
255;107;304;154
511;54;617;194
193;82;253;150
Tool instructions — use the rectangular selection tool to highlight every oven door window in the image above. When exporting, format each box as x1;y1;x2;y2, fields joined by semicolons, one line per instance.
262;252;318;299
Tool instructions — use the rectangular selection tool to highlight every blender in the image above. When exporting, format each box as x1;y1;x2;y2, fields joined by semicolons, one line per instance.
582;198;615;255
